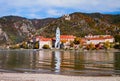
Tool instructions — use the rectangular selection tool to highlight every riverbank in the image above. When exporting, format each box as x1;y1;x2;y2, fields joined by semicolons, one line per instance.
0;73;120;81
0;48;120;54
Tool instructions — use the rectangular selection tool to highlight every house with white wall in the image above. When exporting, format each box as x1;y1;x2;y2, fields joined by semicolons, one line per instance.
85;35;114;45
36;36;52;49
60;35;76;48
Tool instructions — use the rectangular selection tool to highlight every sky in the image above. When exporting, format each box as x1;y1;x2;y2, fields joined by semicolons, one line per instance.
0;0;120;19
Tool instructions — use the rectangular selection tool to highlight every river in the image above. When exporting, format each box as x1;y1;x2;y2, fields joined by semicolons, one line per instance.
0;49;120;76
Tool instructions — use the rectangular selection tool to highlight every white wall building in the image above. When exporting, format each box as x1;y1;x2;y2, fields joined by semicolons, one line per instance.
36;36;52;49
85;35;114;45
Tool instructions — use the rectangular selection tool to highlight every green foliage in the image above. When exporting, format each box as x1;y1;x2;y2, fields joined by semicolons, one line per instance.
114;44;120;49
114;35;120;43
42;44;50;49
112;15;120;24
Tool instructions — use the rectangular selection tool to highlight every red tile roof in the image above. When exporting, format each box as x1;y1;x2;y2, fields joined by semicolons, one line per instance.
52;35;76;40
40;38;52;41
60;35;76;39
36;36;51;41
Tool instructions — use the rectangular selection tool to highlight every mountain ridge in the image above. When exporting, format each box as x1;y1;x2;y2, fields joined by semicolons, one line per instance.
0;12;120;45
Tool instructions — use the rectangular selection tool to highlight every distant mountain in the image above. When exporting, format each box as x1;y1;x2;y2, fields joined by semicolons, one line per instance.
0;12;120;45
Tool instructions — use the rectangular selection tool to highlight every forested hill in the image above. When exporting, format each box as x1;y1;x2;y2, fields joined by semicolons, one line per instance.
0;12;120;45
37;12;120;37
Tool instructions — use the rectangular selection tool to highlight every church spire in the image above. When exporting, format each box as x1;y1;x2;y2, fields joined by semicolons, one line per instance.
55;27;60;49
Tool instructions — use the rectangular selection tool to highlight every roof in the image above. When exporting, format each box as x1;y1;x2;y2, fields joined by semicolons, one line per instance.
36;36;51;41
52;35;76;40
60;35;76;39
85;35;114;40
40;38;52;41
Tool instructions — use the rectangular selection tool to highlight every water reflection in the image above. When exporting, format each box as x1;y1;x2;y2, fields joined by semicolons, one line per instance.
114;52;120;71
0;50;120;76
74;52;85;70
52;51;61;73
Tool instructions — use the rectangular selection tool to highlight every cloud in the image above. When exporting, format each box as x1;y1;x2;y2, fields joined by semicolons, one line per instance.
0;0;120;18
47;9;64;17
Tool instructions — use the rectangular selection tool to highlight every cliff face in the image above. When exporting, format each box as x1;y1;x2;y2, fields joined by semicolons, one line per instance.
0;12;120;45
0;27;8;45
0;16;56;45
0;16;35;45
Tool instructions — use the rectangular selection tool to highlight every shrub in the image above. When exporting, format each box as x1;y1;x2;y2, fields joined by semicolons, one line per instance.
85;43;95;50
104;41;110;49
114;44;120;49
34;41;39;49
73;37;80;44
42;44;50;49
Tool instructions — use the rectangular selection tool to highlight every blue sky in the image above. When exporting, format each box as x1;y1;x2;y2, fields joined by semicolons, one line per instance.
0;0;120;19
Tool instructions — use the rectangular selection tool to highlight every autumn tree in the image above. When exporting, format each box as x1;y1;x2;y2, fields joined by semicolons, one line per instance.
89;43;95;50
104;41;110;49
73;37;80;44
34;41;39;49
21;42;28;49
42;44;50;49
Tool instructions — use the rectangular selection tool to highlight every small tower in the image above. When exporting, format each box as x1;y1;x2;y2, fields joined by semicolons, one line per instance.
55;27;60;49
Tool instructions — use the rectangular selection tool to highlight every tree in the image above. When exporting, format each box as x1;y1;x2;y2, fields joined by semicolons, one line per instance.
73;37;80;44
42;44;50;49
21;42;28;49
114;35;120;43
89;43;95;50
70;41;74;47
34;41;39;49
104;41;110;49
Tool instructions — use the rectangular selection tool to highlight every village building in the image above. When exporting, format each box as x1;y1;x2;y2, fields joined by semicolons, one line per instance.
35;35;76;49
60;35;76;49
85;35;114;45
34;34;114;49
60;35;76;42
53;35;76;49
36;36;52;49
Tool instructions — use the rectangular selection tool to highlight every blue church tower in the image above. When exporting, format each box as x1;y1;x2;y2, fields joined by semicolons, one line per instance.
55;27;60;49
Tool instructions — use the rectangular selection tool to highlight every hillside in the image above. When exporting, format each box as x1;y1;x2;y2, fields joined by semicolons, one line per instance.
37;12;120;37
0;12;120;45
0;16;56;45
0;16;34;45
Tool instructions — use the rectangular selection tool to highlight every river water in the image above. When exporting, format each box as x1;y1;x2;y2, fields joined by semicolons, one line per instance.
0;49;120;76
